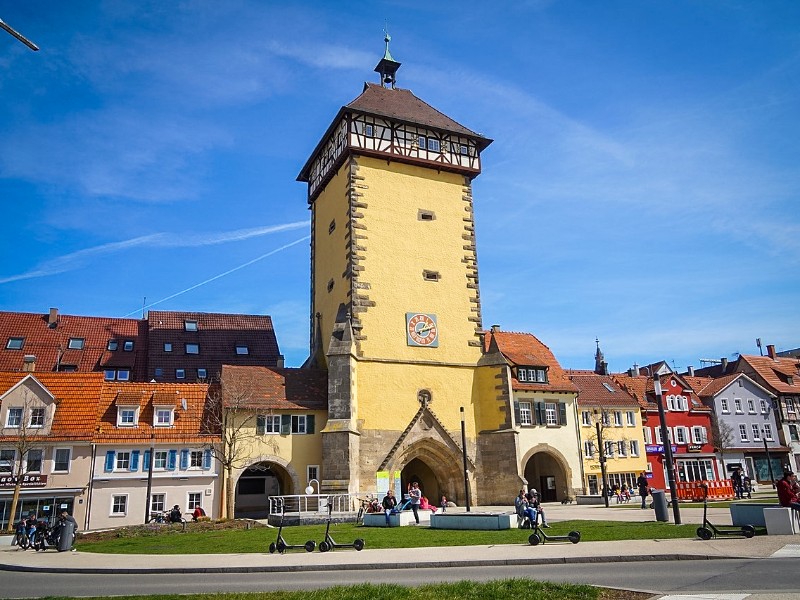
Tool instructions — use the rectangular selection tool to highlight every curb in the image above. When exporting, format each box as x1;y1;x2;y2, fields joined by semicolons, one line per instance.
0;552;757;575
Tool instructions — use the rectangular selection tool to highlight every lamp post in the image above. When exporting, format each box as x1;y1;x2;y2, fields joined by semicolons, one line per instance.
460;407;471;512
594;409;609;507
305;478;319;495
762;428;775;487
653;374;681;525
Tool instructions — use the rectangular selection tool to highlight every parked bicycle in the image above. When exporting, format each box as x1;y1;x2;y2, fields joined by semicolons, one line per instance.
356;495;380;524
13;518;30;550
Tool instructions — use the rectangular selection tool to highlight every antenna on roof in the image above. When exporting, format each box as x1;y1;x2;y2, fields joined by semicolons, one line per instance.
756;338;763;356
141;297;146;319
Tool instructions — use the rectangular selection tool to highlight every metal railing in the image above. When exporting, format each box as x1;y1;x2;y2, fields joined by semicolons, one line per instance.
267;491;386;516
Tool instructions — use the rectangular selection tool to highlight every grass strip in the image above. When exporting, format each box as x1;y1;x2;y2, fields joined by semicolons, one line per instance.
77;519;704;554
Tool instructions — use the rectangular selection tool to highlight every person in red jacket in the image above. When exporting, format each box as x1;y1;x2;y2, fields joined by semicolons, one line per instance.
776;471;800;512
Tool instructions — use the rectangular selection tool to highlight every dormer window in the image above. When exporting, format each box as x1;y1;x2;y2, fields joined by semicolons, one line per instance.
153;407;174;427
67;338;85;350
29;407;45;428
117;407;138;427
517;367;547;383
107;340;118;351
123;340;134;352
184;320;198;332
5;337;24;350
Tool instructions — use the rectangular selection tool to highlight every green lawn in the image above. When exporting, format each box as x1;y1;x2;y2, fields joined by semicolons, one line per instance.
37;579;646;600
77;519;703;554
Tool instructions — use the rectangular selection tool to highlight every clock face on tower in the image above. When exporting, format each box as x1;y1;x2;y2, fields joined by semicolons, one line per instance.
406;313;439;347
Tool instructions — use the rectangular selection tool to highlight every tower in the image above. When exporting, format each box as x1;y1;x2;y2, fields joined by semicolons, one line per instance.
297;38;493;501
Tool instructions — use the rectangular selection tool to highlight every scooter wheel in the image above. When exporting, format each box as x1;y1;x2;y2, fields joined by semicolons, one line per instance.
304;540;316;552
742;525;755;539
353;538;365;551
268;542;277;554
276;541;286;554
528;532;541;546
568;531;581;544
697;527;713;540
319;540;331;552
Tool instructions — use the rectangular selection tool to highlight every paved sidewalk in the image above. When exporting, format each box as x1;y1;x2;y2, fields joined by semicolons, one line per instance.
0;534;796;574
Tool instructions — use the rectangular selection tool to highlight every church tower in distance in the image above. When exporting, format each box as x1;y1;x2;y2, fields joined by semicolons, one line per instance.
297;34;501;504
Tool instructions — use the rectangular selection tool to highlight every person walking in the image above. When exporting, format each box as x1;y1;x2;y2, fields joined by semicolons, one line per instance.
731;468;743;499
408;481;422;524
637;471;649;509
381;489;397;525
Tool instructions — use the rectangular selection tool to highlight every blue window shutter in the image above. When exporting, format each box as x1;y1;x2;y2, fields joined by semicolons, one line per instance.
104;451;115;472
168;449;177;470
130;450;140;472
143;450;151;470
203;449;212;470
180;449;189;470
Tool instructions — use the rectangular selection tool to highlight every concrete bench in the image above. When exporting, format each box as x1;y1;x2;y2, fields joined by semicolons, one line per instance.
430;512;512;530
362;510;431;527
730;502;777;527
764;507;798;535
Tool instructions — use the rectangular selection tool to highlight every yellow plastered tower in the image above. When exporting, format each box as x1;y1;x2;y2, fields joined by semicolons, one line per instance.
297;36;515;504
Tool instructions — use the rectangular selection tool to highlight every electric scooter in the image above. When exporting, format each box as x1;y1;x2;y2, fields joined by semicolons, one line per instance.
317;499;365;552
696;483;755;540
528;512;580;546
269;505;316;553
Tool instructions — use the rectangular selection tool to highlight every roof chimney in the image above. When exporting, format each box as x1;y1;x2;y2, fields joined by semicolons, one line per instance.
687;365;695;377
22;355;36;373
767;344;776;360
721;357;728;371
277;355;285;369
490;324;500;333
48;307;58;328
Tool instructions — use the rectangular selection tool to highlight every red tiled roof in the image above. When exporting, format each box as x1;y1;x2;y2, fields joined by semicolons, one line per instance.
569;372;639;408
613;372;710;412
694;373;741;398
484;330;576;393
0;372;104;442
0;310;146;379
94;381;217;444
221;365;327;411
147;311;281;382
347;84;488;142
739;354;800;395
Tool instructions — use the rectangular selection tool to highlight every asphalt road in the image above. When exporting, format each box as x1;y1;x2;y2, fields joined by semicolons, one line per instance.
2;558;797;598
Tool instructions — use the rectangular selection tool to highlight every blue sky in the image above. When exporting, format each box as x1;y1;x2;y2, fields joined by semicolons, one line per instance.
1;1;798;372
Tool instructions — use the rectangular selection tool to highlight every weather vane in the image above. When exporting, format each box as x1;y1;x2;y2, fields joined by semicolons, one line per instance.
0;17;39;51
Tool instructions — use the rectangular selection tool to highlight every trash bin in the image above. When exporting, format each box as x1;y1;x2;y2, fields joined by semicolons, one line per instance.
651;489;669;522
57;519;75;552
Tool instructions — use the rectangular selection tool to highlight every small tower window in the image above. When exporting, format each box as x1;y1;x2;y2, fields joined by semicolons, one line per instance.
422;270;441;282
329;219;336;234
365;124;374;137
327;279;335;293
418;210;436;221
427;138;441;153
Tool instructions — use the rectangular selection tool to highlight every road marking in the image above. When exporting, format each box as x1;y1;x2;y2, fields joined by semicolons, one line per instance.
771;544;800;557
655;596;750;600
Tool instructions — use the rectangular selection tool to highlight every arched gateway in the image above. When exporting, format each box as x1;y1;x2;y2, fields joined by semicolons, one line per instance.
522;447;572;503
234;460;295;519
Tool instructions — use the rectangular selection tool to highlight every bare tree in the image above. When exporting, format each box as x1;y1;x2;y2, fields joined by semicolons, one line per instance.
201;368;276;519
2;389;50;531
710;414;735;475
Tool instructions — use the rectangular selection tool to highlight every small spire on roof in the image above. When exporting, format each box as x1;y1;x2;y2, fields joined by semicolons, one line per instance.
374;25;401;89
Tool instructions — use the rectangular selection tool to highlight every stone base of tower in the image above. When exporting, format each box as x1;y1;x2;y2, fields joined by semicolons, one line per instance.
320;420;361;495
476;429;525;505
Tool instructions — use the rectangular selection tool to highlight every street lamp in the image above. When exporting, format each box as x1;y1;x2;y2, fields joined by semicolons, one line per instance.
305;478;319;495
460;407;471;512
144;435;155;524
762;428;775;487
653;375;681;525
593;409;609;508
